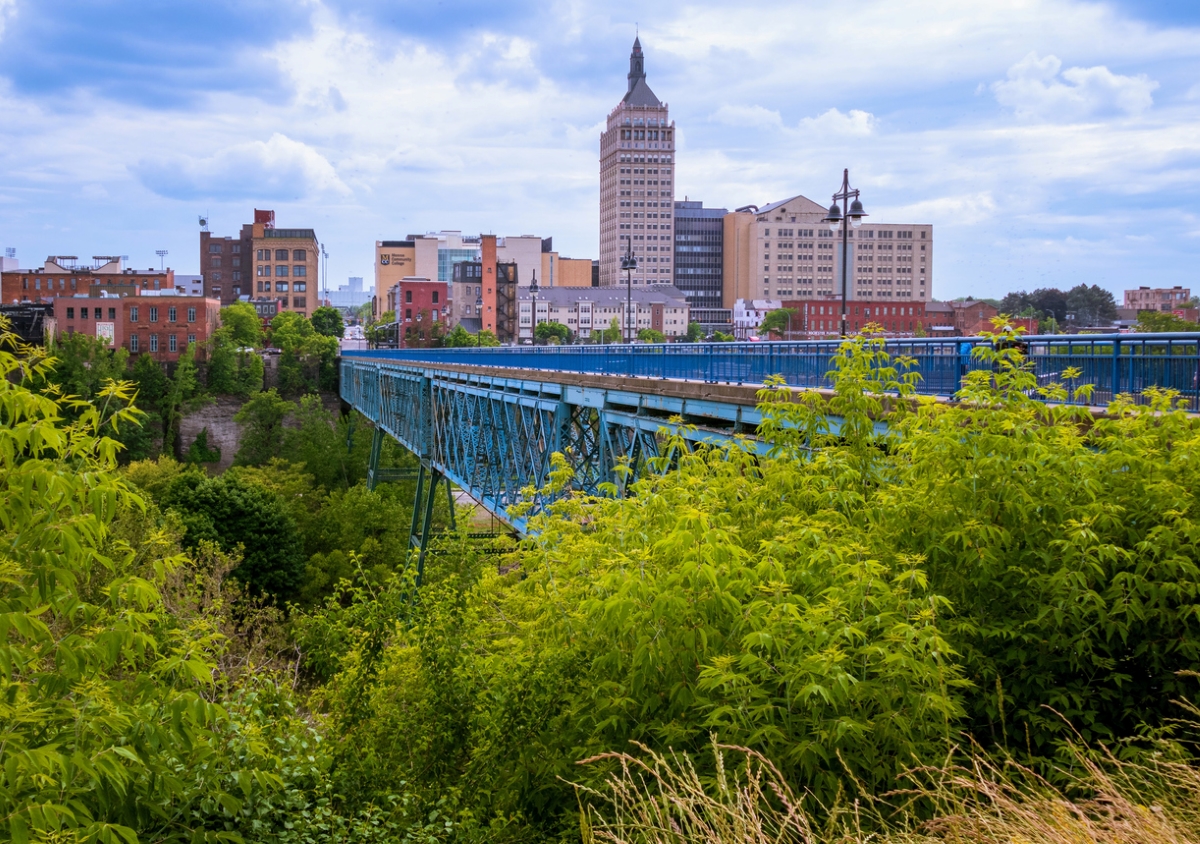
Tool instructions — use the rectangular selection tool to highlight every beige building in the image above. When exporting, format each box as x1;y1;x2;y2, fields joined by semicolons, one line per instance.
252;225;319;317
373;239;438;319
541;252;594;288
599;37;675;290
520;285;688;342
1124;286;1191;311
723;195;932;308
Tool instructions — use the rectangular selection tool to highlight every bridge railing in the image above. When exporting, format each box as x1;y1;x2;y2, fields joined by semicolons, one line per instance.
344;333;1200;410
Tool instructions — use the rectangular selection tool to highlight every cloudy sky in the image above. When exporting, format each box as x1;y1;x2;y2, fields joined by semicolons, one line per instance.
0;0;1197;300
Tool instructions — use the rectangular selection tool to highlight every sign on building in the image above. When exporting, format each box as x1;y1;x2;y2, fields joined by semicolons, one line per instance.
95;322;115;346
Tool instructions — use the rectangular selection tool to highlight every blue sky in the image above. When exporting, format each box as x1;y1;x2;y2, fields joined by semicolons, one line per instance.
1;0;1199;300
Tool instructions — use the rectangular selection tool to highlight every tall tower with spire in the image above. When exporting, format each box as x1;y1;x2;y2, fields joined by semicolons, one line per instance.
599;37;675;295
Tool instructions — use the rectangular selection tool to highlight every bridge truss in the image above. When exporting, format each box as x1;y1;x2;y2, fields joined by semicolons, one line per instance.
341;358;766;564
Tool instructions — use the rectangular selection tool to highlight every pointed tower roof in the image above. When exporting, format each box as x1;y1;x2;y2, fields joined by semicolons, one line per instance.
623;36;661;107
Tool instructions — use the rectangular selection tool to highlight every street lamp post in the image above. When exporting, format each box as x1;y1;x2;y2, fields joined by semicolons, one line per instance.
821;169;867;338
528;271;540;345
621;235;637;344
155;250;168;271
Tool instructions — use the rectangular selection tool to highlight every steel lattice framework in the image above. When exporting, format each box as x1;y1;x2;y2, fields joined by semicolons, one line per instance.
341;358;765;541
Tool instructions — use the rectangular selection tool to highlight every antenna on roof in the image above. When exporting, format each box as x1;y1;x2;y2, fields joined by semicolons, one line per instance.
198;214;209;232
4;248;14;259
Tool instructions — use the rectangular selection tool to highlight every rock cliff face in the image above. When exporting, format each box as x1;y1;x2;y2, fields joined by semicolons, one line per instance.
178;397;245;473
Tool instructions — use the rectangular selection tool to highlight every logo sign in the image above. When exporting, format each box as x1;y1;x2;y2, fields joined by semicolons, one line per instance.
95;322;115;346
380;255;390;265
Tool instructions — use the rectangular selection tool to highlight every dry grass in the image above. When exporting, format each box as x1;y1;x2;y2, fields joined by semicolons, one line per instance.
574;697;1200;844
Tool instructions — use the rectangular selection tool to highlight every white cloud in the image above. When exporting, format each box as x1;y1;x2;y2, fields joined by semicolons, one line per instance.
0;0;14;41
887;192;998;227
131;133;349;201
992;52;1158;120
710;104;783;129
798;108;875;136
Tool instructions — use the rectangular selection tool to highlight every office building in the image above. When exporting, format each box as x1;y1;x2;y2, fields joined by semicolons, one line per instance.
386;277;448;347
673;200;726;310
204;210;319;316
1124;286;1191;311
328;276;371;311
599;37;676;289
723;196;933;307
520;285;689;343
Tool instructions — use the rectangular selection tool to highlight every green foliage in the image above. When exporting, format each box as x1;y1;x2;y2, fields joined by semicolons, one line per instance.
1137;309;1198;332
711;330;735;342
635;328;664;344
271;312;339;395
535;321;571;345
207;328;264;397
162;471;305;600
221;301;265;348
595;317;623;344
685;321;705;342
234;389;296;467
758;307;797;338
443;324;475;347
366;310;397;347
185;427;222;464
310;305;344;338
476;329;500;347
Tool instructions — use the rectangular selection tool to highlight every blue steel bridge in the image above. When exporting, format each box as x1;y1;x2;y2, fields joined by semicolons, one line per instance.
340;333;1200;565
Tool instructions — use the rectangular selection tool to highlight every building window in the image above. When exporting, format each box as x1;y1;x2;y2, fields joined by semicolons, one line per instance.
293;265;306;277
210;256;222;268
149;307;158;323
276;266;288;277
405;308;412;321
276;282;289;292
293;282;306;292
149;335;158;352
275;249;289;261
231;244;241;253
168;306;177;322
187;307;196;322
130;306;139;322
108;308;116;320
188;334;196;345
130;335;139;353
232;271;241;282
169;335;178;353
293;249;306;261
432;291;439;304
209;244;222;253
432;309;439;321
405;290;413;303
66;307;75;319
293;296;305;308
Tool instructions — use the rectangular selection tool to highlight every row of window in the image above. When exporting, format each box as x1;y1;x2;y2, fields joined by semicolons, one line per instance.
208;242;242;254
256;281;308;293
65;306;198;323
128;334;197;353
256;265;308;277
255;249;308;261
402;290;440;303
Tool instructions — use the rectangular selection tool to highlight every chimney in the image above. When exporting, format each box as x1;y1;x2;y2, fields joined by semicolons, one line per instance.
481;234;497;334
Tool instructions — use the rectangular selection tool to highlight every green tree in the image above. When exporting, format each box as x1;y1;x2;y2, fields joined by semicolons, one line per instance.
162;471;305;599
1136;310;1198;332
221;300;265;347
272;311;339;394
162;341;200;454
234;388;297;466
476;329;501;347
595;316;623;343
535;320;572;345
311;305;345;338
636;327;665;344
711;330;735;341
1065;283;1118;325
685;321;705;342
759;307;798;338
366;310;396;347
443;324;475;347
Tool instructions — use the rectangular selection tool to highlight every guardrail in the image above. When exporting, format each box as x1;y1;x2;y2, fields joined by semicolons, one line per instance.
344;333;1200;410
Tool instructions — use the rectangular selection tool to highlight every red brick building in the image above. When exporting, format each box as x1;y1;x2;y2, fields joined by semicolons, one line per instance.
781;299;929;337
388;277;448;347
2;257;175;305
54;293;221;362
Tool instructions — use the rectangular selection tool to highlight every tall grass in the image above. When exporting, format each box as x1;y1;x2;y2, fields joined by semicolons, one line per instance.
575;697;1200;844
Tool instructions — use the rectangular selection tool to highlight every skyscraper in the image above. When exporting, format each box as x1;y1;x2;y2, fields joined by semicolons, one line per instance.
599;38;676;288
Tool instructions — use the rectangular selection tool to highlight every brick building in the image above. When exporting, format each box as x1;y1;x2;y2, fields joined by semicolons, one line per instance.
779;299;930;337
53;293;221;362
204;210;319;316
1124;285;1191;312
3;256;175;304
386;277;448;347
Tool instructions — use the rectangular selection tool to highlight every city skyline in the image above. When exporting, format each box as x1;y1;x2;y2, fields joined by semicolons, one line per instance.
0;1;1198;301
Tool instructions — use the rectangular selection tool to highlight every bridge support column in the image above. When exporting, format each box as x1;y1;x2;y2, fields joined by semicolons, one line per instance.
408;462;456;589
366;426;385;491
